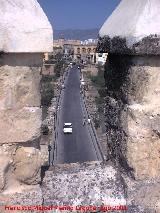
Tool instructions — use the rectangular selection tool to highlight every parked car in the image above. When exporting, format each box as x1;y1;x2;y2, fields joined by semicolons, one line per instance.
63;123;72;134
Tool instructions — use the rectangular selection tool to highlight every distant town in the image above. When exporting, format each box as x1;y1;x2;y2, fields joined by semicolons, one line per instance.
44;38;108;66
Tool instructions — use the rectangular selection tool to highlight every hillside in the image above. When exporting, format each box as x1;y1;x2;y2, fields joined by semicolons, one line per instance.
54;29;99;40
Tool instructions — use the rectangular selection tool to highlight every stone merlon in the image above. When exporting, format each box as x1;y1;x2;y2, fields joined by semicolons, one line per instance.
0;0;53;193
0;0;53;53
98;0;160;55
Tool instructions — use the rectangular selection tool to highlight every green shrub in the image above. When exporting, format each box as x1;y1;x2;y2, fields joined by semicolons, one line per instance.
54;59;65;78
41;75;55;106
42;75;57;83
89;72;105;88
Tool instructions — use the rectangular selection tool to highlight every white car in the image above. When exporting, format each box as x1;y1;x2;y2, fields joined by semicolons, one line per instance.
63;123;72;134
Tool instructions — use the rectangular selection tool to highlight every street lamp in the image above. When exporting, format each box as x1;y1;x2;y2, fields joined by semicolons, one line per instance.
48;144;52;166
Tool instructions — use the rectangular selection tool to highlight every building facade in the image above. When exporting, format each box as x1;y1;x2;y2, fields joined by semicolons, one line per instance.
53;39;81;48
53;39;99;64
73;44;97;64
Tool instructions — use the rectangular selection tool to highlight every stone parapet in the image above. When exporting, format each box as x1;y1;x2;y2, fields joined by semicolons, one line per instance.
0;53;46;193
103;55;160;180
98;0;160;55
98;0;160;180
0;0;53;53
42;162;126;209
0;0;53;193
0;54;43;144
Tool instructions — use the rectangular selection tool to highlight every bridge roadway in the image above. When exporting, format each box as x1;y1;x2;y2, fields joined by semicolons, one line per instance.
54;67;102;164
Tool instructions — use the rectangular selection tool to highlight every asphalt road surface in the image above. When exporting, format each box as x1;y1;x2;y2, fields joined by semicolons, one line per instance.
54;67;100;164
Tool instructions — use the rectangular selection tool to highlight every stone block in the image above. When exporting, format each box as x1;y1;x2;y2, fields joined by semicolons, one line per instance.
42;162;126;208
0;65;41;109
13;147;46;185
0;0;53;53
103;55;160;180
99;0;160;55
0;107;41;144
0;156;11;192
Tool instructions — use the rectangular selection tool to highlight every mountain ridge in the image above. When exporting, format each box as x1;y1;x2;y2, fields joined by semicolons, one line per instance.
54;28;99;40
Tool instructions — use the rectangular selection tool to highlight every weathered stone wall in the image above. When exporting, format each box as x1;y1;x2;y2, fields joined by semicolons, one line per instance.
42;162;127;211
0;0;53;52
99;0;160;53
98;0;160;180
103;55;160;180
0;53;48;193
0;54;42;143
0;0;53;194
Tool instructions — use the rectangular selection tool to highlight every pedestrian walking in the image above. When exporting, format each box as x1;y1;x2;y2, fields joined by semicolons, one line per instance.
83;117;86;126
48;145;52;166
87;118;91;124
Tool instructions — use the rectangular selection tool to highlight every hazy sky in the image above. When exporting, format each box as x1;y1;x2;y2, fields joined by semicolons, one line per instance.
38;0;120;30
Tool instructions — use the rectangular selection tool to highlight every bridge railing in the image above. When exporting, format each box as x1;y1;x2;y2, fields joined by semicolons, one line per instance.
80;72;105;161
53;68;69;164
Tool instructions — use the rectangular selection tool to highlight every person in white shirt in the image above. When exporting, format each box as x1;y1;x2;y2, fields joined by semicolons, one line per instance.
87;118;91;124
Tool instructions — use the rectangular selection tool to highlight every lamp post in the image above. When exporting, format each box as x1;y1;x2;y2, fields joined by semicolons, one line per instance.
48;144;52;166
